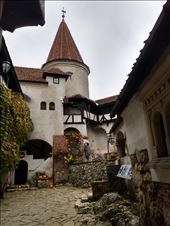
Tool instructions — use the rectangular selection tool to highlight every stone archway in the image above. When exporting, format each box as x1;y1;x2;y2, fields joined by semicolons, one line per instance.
15;160;28;185
64;128;83;159
26;139;52;160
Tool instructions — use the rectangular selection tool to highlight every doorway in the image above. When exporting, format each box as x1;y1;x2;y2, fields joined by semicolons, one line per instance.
15;160;28;185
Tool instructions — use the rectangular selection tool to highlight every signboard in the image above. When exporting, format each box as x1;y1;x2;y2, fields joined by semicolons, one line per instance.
117;164;132;180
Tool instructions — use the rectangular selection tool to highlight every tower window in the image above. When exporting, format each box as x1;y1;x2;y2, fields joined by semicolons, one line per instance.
49;102;55;110
66;72;73;80
53;76;59;84
40;101;46;110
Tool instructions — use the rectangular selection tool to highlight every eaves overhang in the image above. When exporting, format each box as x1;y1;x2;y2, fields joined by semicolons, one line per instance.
42;59;90;75
0;37;23;94
1;0;45;32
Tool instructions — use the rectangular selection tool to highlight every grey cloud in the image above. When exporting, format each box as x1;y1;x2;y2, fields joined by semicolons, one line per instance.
4;1;165;100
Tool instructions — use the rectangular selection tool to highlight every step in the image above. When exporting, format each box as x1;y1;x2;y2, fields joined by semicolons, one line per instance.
6;184;38;192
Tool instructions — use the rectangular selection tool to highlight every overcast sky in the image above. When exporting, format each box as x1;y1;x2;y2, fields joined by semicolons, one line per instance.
4;1;165;100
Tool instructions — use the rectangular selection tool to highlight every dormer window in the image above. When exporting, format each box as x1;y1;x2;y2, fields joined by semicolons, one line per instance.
49;102;55;110
53;76;59;84
66;72;73;80
40;101;46;110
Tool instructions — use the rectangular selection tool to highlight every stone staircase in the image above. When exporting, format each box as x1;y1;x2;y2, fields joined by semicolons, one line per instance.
75;192;93;214
6;184;38;192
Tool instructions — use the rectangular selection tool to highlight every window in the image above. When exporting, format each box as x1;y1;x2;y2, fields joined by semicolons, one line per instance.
40;101;46;110
53;76;59;84
153;111;168;157
49;102;55;110
66;72;73;80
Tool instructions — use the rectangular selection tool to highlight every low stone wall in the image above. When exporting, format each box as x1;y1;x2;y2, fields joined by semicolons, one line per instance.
69;160;109;188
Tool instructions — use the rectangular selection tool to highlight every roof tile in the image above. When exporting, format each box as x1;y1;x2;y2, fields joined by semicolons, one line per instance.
15;66;47;83
46;20;83;63
96;95;118;105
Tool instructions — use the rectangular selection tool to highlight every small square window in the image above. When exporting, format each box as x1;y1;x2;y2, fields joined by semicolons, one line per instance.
53;76;59;84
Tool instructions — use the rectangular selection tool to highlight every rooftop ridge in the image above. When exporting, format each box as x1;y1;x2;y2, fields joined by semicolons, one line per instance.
15;66;42;71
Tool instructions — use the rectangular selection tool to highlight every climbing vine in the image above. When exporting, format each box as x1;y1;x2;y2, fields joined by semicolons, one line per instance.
64;130;83;163
0;84;33;171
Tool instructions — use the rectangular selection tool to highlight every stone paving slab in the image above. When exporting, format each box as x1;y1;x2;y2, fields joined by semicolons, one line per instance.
0;185;92;226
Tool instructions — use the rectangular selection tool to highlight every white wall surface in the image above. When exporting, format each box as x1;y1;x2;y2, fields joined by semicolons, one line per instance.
22;155;53;181
42;60;90;98
151;168;170;184
20;77;66;145
87;125;108;155
64;124;87;137
122;95;150;155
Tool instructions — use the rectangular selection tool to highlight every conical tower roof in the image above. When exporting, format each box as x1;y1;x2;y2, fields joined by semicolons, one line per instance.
46;19;84;64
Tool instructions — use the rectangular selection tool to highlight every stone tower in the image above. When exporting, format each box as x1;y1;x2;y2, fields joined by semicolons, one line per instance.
14;14;115;185
42;17;90;98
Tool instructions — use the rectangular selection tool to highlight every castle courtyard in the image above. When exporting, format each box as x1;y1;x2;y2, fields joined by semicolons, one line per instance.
0;185;92;226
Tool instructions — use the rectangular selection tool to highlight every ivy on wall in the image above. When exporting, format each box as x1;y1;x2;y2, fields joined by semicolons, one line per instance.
0;84;33;171
64;130;83;163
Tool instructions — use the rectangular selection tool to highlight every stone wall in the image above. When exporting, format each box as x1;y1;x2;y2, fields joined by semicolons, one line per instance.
129;149;170;226
150;182;170;226
69;160;109;188
53;135;69;184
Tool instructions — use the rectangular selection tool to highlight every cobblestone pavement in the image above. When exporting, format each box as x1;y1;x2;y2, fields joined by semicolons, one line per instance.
0;185;93;226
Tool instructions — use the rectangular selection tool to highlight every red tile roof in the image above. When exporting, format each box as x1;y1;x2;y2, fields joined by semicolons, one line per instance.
43;67;66;75
68;94;85;99
96;95;118;105
15;66;47;83
68;94;96;105
43;67;68;79
46;20;84;63
15;66;68;83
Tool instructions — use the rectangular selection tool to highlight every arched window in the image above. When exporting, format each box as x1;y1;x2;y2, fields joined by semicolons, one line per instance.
40;101;46;110
153;111;168;157
49;102;55;110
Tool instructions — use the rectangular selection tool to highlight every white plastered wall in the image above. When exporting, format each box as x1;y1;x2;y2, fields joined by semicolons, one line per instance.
87;125;108;156
138;49;170;184
42;60;90;98
122;95;150;155
20;76;66;145
64;123;87;137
